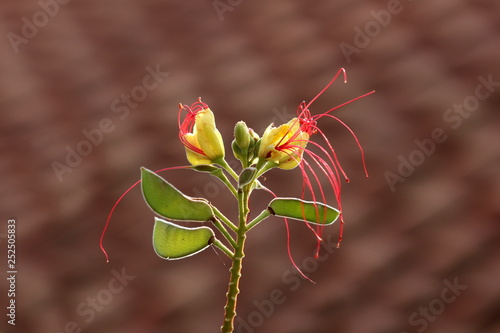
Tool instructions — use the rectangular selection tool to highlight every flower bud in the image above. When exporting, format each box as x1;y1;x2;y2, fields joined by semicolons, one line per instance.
248;128;260;141
179;101;225;166
234;121;251;150
231;139;244;162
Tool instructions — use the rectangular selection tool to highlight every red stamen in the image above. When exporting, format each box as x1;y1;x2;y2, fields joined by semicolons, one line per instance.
260;185;315;283
317;114;369;177
284;217;315;284
298;158;327;251
298;159;323;235
302;150;342;255
302;68;348;112
311;90;376;121
178;98;210;156
275;69;374;251
274;142;330;257
310;129;349;181
275;132;344;254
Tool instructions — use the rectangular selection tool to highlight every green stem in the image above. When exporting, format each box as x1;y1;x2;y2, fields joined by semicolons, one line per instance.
212;217;237;249
213;167;238;198
221;187;249;333
212;207;238;232
217;158;240;181
190;164;238;198
246;208;271;231
255;160;277;178
212;237;235;258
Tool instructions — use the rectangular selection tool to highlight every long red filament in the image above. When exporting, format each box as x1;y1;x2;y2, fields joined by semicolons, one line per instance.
260;185;315;284
178;98;210;156
302;68;348;111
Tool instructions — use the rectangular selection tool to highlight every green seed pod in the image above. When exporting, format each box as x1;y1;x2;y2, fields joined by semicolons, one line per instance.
141;167;213;221
269;197;340;225
153;217;215;260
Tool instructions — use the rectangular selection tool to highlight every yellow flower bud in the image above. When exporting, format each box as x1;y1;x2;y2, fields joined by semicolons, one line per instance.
179;100;225;166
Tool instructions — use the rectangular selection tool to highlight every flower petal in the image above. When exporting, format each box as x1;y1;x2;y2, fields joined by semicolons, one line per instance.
258;118;309;169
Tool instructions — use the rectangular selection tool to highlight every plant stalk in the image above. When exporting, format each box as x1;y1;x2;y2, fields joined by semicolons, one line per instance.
221;187;249;333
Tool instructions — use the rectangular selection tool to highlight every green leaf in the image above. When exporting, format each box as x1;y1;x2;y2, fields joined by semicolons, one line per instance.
141;167;213;221
153;217;214;260
268;197;339;225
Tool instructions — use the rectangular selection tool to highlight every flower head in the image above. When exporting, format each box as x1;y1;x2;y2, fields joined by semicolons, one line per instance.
259;69;375;250
258;118;310;170
178;98;225;166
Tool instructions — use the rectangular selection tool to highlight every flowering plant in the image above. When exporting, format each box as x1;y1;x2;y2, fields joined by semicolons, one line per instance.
101;68;374;332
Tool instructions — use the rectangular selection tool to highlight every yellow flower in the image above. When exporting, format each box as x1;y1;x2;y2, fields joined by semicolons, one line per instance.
258;118;309;170
179;99;225;166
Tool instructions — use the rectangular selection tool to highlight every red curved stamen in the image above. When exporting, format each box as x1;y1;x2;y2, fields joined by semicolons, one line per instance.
274;70;374;250
260;185;315;284
178;98;210;156
274;141;328;239
316;113;368;177
311;89;375;121
277;141;343;256
303;124;349;181
298;158;327;238
303;149;344;251
302;68;348;112
276;131;344;208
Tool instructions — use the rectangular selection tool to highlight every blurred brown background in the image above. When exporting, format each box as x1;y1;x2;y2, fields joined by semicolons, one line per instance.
1;1;500;333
